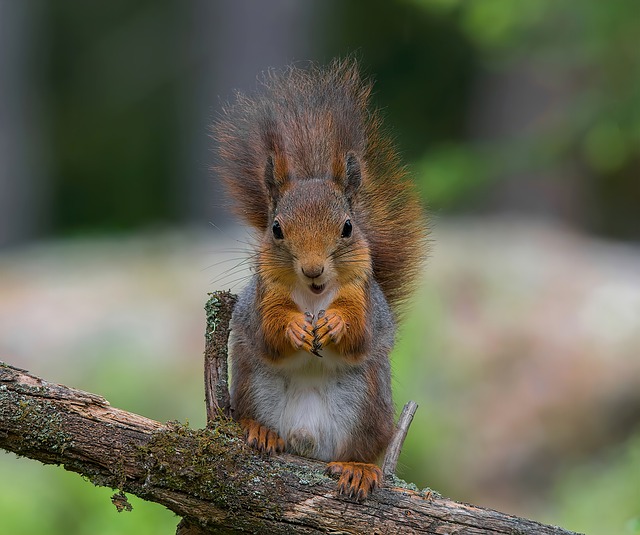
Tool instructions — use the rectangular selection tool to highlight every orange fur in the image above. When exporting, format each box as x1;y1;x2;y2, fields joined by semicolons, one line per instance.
240;419;285;455
325;462;383;501
258;283;313;359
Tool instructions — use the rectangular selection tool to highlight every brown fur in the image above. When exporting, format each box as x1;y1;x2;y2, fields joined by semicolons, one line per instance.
214;58;428;316
216;59;425;501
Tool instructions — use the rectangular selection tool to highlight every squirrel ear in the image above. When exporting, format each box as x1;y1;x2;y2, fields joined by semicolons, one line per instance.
344;152;362;205
264;153;287;208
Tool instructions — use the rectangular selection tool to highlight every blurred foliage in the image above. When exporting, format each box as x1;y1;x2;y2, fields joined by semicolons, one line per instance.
45;1;185;234
40;0;640;238
420;0;640;238
392;281;640;535
321;0;477;160
324;0;640;238
544;433;640;535
0;458;175;535
3;1;640;533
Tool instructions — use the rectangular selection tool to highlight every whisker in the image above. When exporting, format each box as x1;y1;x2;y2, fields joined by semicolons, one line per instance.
211;272;254;289
201;256;252;272
207;259;254;280
209;259;254;281
206;221;259;249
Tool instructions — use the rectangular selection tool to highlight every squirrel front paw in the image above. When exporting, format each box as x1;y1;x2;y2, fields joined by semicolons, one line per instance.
313;308;347;348
325;461;382;501
285;312;315;352
240;418;285;455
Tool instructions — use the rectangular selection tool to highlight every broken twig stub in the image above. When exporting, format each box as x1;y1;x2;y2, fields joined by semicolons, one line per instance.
204;291;237;423
382;400;419;479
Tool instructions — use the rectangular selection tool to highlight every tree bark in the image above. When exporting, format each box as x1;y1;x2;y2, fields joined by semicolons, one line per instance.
0;362;580;534
204;291;237;421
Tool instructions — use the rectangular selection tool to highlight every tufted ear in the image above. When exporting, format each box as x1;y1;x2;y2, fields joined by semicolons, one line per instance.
264;153;288;209
344;152;362;206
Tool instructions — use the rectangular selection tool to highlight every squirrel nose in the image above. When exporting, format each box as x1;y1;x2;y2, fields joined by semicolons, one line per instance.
302;265;324;279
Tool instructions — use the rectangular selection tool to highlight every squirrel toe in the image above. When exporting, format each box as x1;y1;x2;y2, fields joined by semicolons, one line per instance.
325;461;382;501
313;309;346;347
240;419;285;455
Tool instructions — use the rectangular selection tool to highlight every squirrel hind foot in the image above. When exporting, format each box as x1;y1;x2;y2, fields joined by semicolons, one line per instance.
325;461;382;501
240;418;285;455
287;429;317;458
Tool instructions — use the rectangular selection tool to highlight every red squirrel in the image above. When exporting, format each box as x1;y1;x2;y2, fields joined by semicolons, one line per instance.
214;59;427;499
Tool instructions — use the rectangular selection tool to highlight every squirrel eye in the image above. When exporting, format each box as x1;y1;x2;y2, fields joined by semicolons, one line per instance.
272;220;284;240
341;219;353;238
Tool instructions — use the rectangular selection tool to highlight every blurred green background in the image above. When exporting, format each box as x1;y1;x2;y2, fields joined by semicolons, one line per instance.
1;1;639;534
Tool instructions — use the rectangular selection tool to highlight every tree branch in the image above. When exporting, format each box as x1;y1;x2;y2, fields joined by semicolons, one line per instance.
0;361;580;534
0;289;580;534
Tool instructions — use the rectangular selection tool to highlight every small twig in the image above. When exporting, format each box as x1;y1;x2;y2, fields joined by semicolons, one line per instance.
203;291;237;423
382;400;419;479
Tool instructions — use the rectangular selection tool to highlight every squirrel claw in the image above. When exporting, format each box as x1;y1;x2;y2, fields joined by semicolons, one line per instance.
313;309;346;347
287;314;316;353
325;461;382;501
241;419;285;455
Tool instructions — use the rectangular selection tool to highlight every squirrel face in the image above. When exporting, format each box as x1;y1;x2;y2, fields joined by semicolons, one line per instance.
257;179;371;297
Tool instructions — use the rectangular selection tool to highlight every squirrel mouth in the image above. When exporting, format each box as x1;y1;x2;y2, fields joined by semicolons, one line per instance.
310;283;325;295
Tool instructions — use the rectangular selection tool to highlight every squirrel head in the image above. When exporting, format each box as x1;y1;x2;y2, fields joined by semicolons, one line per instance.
257;152;372;297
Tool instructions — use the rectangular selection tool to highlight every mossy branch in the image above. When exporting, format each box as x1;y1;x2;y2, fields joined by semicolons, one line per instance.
0;294;582;534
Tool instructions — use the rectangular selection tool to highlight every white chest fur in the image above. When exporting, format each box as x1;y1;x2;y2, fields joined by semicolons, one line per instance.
252;349;365;461
290;284;336;318
251;284;365;462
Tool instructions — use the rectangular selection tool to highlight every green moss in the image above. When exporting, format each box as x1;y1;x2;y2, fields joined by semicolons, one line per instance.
388;474;442;499
204;291;237;342
0;391;74;456
0;383;132;494
134;417;337;527
204;294;223;342
284;463;331;487
137;419;277;510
